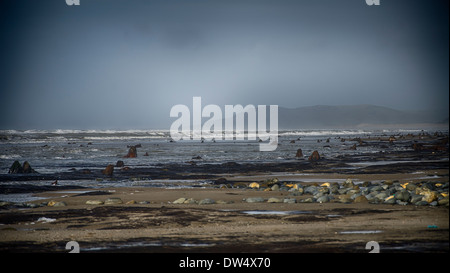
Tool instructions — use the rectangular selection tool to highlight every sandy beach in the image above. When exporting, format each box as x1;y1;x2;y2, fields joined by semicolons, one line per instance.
1;169;448;253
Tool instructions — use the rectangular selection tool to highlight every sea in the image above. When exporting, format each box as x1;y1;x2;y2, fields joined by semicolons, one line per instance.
0;128;447;201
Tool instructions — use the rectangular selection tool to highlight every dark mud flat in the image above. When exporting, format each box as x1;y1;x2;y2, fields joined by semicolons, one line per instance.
1;149;448;184
0;184;86;194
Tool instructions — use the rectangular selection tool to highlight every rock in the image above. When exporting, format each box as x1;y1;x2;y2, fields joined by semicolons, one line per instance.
375;192;388;200
271;184;280;191
8;161;37;174
86;200;104;205
101;164;114;176
304;186;318;195
52;201;67;207
47;200;57;207
329;186;339;194
438;198;449;206
116;160;124;167
405;183;417;191
265;178;279;185
396;200;408;206
422;191;439;203
295;148;304;158
354;195;369;203
383;180;394;185
342;178;354;188
249;182;260;189
22;161;36;173
199;198;215;205
384;196;396;204
104;197;123;205
124;146;137;158
415;200;429;206
351;193;362;200
339;198;353;203
244;197;265;203
410;194;423;204
308;150;320;161
283;198;296;204
173;198;186;204
8;160;23;174
184;198;198;204
300;197;315;203
267;197;283;203
395;190;410;202
126;200;137;204
317;195;329;203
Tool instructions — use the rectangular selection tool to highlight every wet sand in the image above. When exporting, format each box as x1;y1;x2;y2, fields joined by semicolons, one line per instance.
1;172;448;253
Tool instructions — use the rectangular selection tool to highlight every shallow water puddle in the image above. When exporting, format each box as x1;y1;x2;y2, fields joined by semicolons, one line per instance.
0;193;48;203
82;241;215;252
241;210;312;215
339;230;382;234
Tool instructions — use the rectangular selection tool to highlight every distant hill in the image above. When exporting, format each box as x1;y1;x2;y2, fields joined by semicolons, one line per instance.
278;105;448;129
162;104;448;130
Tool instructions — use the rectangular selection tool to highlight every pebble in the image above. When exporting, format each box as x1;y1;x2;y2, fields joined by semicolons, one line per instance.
422;191;439;203
173;198;186;204
410;195;423;204
304;186;318;195
415;200;429;206
53;201;67;207
374;192;388;200
86;200;104;205
438;198;449;206
199;198;215;205
317;195;329;203
395;190;410;202
267;197;283;203
405;183;417;191
342;178;354;188
47;200;67;207
353;195;368;203
184;198;198;204
271;184;280;191
300;197;315;203
104;197;123;205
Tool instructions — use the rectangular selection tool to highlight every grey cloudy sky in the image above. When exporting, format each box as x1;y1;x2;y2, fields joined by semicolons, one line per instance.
0;0;448;129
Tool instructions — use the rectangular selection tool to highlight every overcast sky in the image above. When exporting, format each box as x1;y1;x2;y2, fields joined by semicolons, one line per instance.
0;0;448;129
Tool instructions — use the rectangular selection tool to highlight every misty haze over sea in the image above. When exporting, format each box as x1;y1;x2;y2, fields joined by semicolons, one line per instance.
0;0;448;131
